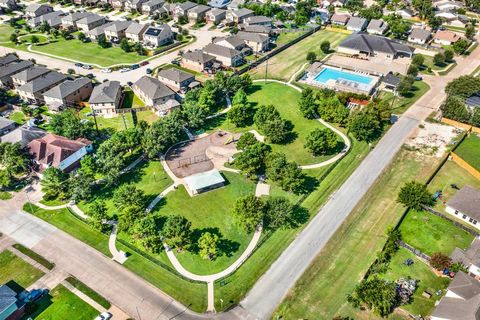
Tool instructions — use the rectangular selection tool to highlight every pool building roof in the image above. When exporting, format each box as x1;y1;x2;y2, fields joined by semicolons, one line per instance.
184;169;225;195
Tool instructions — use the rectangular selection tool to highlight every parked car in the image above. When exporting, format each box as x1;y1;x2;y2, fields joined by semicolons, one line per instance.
217;23;224;29
171;59;180;66
140;61;149;66
94;312;112;320
131;64;140;70
101;68;112;73
75;63;83;67
146;68;152;74
120;68;130;73
26;289;49;302
86;73;95;79
82;64;93;70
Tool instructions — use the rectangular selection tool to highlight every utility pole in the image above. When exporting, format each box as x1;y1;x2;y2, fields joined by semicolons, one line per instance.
264;58;268;84
92;111;100;137
121;112;128;130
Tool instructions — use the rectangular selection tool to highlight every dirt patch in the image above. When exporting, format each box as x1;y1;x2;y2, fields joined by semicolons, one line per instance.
166;131;240;178
405;121;462;157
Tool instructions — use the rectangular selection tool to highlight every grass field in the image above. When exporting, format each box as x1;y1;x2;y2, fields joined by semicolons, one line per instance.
249;29;349;81
274;31;307;46
275;149;443;319
0;250;44;292
65;276;111;309
379;248;450;317
378;81;430;114
8;111;28;125
0;25;14;42
122;88;146;108
79;106;159;131
151;171;255;275
454;133;480;171
27;284;98;320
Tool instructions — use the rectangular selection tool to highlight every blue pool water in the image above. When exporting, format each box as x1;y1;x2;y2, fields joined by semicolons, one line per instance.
314;67;373;85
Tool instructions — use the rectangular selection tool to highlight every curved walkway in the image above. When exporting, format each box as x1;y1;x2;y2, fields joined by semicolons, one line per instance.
109;223;128;264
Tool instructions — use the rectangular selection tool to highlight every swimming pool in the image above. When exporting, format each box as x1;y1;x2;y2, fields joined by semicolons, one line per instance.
314;67;373;85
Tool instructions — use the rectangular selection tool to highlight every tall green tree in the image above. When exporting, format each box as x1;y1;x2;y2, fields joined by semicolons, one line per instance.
397;180;434;209
49;109;93;140
348;111;380;142
40;167;69;200
88;200;109;231
234;142;271;177
305;128;338;155
298;87;317;119
198;232;219;260
264;196;295;230
132;215;162;253
112;183;145;211
347;277;398;317
232;195;265;233
162;215;192;250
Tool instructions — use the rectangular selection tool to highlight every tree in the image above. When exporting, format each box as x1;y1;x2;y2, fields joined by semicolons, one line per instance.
358;5;383;19
466;25;476;39
298;87;317;119
411;54;424;67
407;64;418;77
316;95;349;124
9;33;18;44
452;38;469;54
69;172;94;202
88;200;108;231
78;154;96;179
320;40;330;53
0;142;30;188
142;110;184;158
182;101;208;129
162;215;192;250
384;14;411;39
77;32;86;42
30;35;39;45
112;183;145;211
427;15;442;29
49;109;93;140
445;75;480;98
97;34;109;48
265;152;306;194
134;42;145;55
444;49;454;62
233;195;265;233
348;111;380;142
120;38;131;52
306;51;317;64
430;252;452;270
412;0;433;18
236;132;257;150
131;215;162;253
344;0;363;14
234;142;271;177
397;180;434;210
119;205;144;233
198;232;219;260
305;128;338;155
471;107;480;127
440;96;470;123
433;52;445;66
347;277;398;317
264;196;294;230
227;89;252;127
40;167;69;200
397;75;415;97
254;105;290;144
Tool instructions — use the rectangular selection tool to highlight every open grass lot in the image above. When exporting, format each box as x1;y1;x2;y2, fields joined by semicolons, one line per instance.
0;250;44;292
151;171;255;275
0;25;14;42
399;209;474;256
27;284;98;320
379;248;450;317
24;204;208;312
274;31;307;46
419;54;455;74
275;149;443;319
79;106;158;131
249;29;350;81
454;133;480;171
77;160;172;217
378;81;430;114
205;82;343;165
215;137;370;311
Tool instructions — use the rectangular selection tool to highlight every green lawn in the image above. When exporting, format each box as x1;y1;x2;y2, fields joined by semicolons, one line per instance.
0;191;12;200
27;284;98;320
122;88;146;108
379;248;450;317
274;31;307;47
454;133;480;171
151;171;255;275
79;106;158;131
0;250;44;292
77;160;172;217
399;209;474;256
275;148;444;319
378;81;430;114
249;29;350;81
65;276;111;309
0;25;14;42
419;54;455;74
8;111;28;125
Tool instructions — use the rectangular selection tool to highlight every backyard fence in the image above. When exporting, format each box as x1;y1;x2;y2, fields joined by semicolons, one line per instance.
116;106;150;114
450;152;480;180
421;205;480;237
398;240;430;261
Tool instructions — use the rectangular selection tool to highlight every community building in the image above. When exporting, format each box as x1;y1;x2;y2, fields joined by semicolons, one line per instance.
184;169;226;195
338;33;414;60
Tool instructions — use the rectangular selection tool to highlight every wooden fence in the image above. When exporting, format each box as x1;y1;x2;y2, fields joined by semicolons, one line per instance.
398;240;430;261
450;152;480;180
421;205;480;236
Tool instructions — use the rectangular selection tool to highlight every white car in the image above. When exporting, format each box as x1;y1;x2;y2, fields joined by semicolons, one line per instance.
94;312;112;320
217;23;224;29
120;68;130;73
101;68;112;73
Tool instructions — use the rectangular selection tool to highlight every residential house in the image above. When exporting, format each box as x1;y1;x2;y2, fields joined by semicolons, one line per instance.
28;133;92;172
0;0;17;11
243;15;272;26
0;117;16;136
43;77;93;111
446;185;480;229
125;22;148;42
206;8;226;24
61;12;93;30
434;0;464;11
141;0;165;15
435;11;469;28
104;21;132;42
451;237;480;278
380;72;401;92
203;43;243;67
12;66;51;87
88;80;122;117
319;0;345;7
330;13;350;26
465;94;480;111
225;8;254;24
431;271;480;320
338;33;414;60
111;0;126;10
28;11;66;28
433;30;462;45
213;35;246;50
209;0;230;8
395;8;414;19
227;0;244;10
0;54;18;67
188;5;211;22
0;284;25;320
25;3;53;18
74;0;86;5
1;124;47;147
162;2;176;16
157;68;195;91
76;14;106;32
236;31;269;52
16;71;67;104
142;24;174;47
86;22;115;40
173;1;197;20
346;16;368;32
181;50;215;72
125;0;149;12
132;75;178;113
408;28;432;44
238;23;272;35
366;19;388;35
0;60;34;87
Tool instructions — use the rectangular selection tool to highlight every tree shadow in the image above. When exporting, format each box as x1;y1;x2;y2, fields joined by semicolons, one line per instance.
218;238;240;257
24;292;54;319
188;227;240;258
298;173;320;195
5;280;24;294
288;205;310;229
245;84;263;95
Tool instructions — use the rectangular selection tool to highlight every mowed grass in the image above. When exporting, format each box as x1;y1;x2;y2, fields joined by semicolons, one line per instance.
399;209;474;256
249;29;349;81
0;250;45;292
454;133;480;171
275;149;443;319
79;106;158;132
378;80;430;114
151;171;255;275
0;25;14;42
28;284;98;320
379;248;450;317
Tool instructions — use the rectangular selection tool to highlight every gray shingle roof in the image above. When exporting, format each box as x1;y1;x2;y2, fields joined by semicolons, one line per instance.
89;80;121;104
383;73;401;86
87;22;115;36
125;22;146;35
236;31;268;43
446;185;480;220
203;43;241;58
207;7;226;16
143;24;172;39
176;1;196;11
339;33;414;56
182;50;215;64
158;68;194;83
29;10;65;27
189;4;210;14
62;12;92;23
143;0;164;7
330;13;350;24
409;28;432;41
12;66;50;83
104;21;133;33
134;76;175;100
1;124;47;147
213;35;245;48
25;3;52;14
0;60;33;78
244;15;272;24
77;13;105;25
346;16;367;30
367;19;388;33
230;8;253;18
43;77;91;99
0;117;15;130
451;238;480;268
239;24;271;34
18;71;67;94
0;54;18;66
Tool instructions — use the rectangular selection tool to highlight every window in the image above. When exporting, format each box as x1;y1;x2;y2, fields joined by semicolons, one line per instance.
474;220;478;225
463;214;467;219
455;210;458;215
470;218;473;223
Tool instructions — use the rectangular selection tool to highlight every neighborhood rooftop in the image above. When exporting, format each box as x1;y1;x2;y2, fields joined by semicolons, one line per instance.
446;185;480;220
